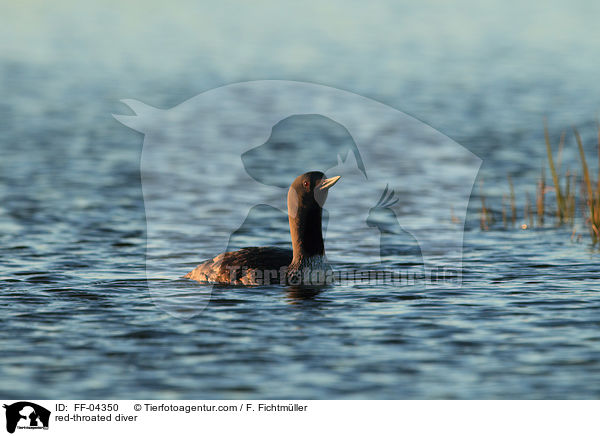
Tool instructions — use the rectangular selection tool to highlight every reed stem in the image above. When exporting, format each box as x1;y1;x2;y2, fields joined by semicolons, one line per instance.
544;122;567;223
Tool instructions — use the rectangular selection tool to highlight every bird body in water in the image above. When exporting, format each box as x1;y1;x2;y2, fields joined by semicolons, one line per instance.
184;171;341;285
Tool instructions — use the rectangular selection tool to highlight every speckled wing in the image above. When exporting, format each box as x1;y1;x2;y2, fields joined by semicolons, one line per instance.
184;247;293;285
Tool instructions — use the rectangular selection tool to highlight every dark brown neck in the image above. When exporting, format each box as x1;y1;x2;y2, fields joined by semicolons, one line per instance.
289;204;325;264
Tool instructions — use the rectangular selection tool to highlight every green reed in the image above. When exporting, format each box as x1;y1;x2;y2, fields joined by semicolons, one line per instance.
479;123;593;239
544;124;572;223
574;127;600;244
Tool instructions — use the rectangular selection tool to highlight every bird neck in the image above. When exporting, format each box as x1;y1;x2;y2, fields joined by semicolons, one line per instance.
288;205;325;265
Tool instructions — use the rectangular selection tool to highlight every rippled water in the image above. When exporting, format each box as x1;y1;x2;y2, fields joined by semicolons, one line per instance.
1;1;600;399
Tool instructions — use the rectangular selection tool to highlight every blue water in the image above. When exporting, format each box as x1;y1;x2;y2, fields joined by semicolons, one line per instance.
1;0;600;399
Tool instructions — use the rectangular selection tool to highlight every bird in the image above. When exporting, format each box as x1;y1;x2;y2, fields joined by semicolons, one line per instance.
184;171;341;285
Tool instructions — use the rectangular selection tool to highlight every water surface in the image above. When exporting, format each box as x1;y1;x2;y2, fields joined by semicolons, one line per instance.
1;0;599;399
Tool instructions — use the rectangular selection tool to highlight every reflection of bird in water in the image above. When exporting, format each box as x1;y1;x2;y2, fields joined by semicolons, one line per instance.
366;185;425;280
185;172;340;285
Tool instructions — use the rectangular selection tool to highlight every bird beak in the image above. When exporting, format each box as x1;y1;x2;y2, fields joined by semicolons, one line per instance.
318;176;341;191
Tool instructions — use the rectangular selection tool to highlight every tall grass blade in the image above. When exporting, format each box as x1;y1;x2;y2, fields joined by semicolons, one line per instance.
508;174;516;226
537;166;545;226
544;122;566;223
574;127;599;243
